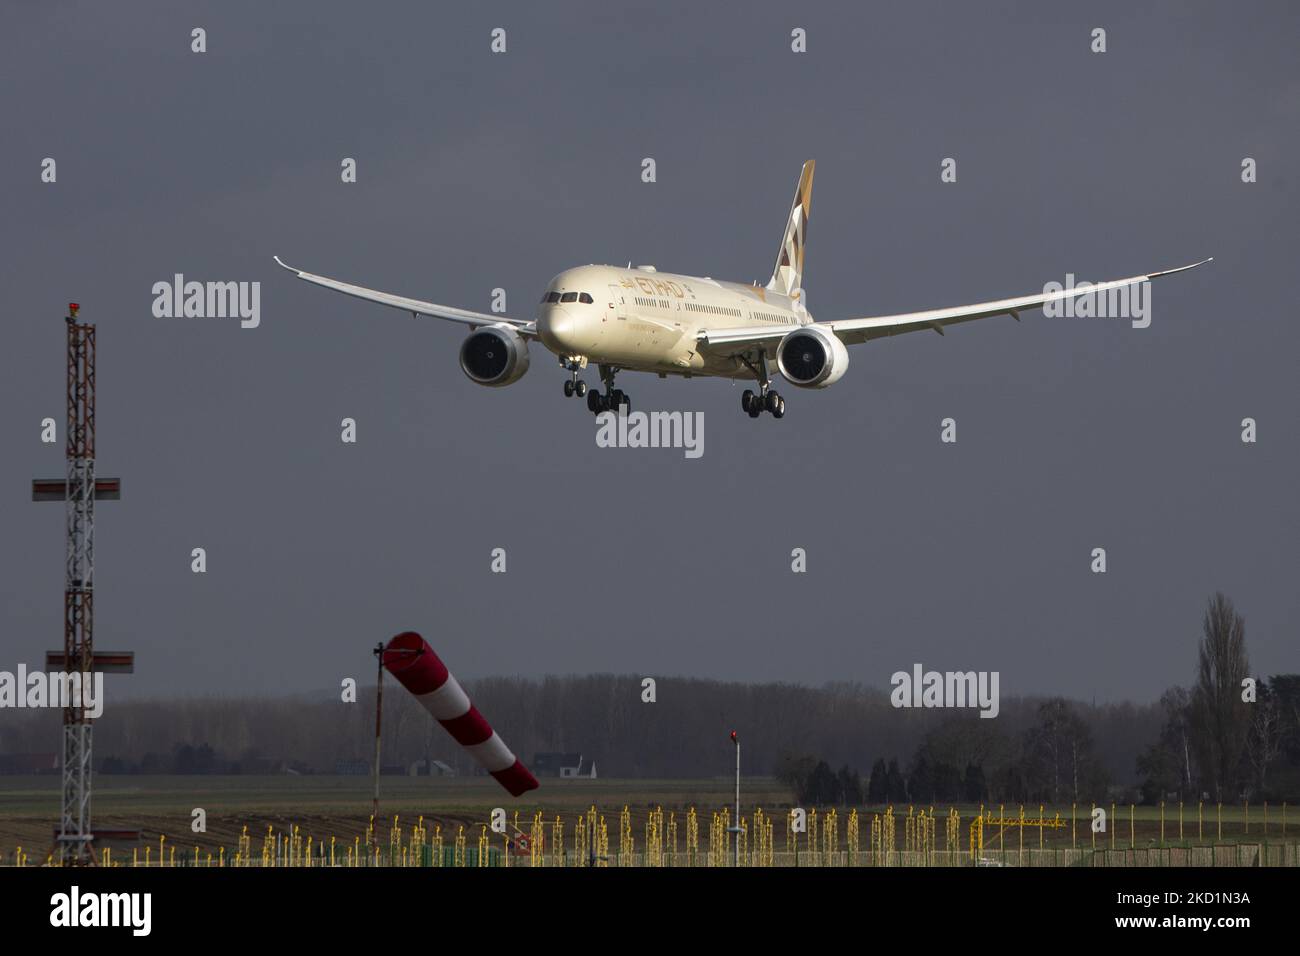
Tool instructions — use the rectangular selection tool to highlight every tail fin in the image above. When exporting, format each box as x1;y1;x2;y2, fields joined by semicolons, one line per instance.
767;160;815;298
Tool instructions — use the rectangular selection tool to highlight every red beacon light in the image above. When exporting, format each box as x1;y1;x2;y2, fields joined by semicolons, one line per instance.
68;303;80;317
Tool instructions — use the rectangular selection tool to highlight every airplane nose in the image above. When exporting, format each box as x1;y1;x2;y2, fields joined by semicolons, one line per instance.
539;305;577;352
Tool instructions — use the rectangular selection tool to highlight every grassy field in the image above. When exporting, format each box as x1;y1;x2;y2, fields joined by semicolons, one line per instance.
0;774;1292;863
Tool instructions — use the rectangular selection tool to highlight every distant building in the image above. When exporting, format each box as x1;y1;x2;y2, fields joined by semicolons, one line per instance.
533;752;596;779
334;758;369;776
406;758;458;777
566;758;596;779
0;753;57;775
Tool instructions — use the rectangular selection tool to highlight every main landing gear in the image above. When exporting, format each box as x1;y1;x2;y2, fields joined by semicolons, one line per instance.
585;364;630;415
742;388;784;418
739;350;785;419
562;361;629;414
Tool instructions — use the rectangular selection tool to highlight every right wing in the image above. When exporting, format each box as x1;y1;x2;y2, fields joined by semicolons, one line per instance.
273;256;537;336
825;258;1211;344
698;258;1211;351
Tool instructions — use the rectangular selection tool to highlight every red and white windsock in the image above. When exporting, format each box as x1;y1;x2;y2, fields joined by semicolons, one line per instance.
381;631;539;797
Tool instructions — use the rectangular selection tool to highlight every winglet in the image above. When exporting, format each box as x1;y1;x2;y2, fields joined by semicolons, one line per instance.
272;255;298;274
1149;257;1213;280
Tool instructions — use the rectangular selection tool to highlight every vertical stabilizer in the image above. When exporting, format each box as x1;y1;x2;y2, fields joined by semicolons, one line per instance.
767;160;815;298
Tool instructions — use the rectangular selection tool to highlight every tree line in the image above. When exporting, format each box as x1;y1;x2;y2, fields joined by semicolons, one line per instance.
2;593;1292;804
778;594;1298;806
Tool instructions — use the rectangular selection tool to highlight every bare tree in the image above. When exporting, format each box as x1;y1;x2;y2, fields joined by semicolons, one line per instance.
1144;686;1195;797
1023;699;1097;803
1190;592;1251;801
1245;684;1283;797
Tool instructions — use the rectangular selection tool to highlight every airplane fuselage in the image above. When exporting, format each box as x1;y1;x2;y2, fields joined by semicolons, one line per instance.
535;264;810;378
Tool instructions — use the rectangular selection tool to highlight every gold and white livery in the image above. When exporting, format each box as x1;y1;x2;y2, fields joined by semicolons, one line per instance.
275;161;1209;419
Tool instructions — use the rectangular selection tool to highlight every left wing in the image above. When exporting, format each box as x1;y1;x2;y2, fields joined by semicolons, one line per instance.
273;256;537;336
698;258;1211;351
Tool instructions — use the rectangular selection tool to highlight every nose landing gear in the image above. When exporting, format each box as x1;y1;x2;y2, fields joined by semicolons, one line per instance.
560;358;628;414
561;357;590;399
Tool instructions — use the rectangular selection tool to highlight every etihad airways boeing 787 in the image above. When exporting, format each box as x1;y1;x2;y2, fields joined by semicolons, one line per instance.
275;161;1208;419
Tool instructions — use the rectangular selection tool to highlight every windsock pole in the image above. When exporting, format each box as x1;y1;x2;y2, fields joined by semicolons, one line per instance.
381;632;539;797
731;730;741;868
371;642;384;828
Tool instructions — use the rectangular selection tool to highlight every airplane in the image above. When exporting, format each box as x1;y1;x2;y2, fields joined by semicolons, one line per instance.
274;160;1209;420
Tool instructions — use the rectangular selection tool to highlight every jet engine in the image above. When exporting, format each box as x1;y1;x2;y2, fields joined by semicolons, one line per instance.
458;324;530;387
776;326;849;388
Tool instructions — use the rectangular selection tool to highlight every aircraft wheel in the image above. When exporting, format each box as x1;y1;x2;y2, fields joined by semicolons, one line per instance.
773;397;786;419
563;380;574;398
766;391;780;413
741;389;755;413
587;389;603;414
575;381;588;397
748;402;762;419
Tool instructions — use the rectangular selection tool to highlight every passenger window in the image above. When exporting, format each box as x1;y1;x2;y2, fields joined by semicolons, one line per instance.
579;292;593;304
546;292;562;303
560;292;578;303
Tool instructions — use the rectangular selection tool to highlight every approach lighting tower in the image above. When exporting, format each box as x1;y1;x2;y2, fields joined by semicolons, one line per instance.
31;304;129;865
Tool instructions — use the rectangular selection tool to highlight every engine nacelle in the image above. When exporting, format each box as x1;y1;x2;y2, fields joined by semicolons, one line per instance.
459;324;530;387
776;326;849;388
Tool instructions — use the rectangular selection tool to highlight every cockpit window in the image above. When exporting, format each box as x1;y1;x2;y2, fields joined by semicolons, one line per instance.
560;292;578;303
545;291;562;303
579;292;594;304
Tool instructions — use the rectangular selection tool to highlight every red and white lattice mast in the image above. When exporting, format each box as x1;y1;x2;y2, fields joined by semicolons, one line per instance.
32;304;129;865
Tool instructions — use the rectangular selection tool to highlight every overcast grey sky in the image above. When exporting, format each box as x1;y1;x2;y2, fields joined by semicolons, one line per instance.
2;1;1296;704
